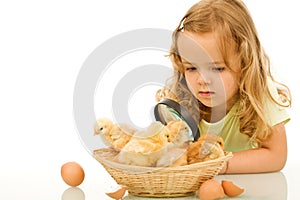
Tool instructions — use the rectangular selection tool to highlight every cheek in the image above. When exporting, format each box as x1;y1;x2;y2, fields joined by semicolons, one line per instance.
223;74;239;96
184;74;197;92
184;73;192;85
213;73;237;95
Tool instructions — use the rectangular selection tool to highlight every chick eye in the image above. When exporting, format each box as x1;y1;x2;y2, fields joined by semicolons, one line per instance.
99;127;103;131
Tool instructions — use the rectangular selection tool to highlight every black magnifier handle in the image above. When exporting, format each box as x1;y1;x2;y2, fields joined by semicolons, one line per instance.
154;98;200;141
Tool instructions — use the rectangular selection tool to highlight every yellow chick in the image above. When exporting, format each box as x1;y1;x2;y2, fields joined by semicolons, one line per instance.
156;120;191;167
187;134;225;164
165;120;190;147
94;118;136;151
117;121;171;167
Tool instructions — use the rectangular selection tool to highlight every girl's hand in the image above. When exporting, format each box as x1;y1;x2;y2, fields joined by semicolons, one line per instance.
219;161;228;174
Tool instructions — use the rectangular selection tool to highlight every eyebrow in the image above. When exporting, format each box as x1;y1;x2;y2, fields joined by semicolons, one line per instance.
210;61;225;65
181;60;225;66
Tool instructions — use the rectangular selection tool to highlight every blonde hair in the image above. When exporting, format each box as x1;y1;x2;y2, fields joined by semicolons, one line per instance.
165;0;291;144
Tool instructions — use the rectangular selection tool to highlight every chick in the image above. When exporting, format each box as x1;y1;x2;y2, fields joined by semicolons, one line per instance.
94;118;136;151
117;121;169;166
156;120;191;167
187;134;225;164
165;120;190;147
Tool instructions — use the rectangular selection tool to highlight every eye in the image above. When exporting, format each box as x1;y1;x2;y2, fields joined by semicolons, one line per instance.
185;66;197;71
99;127;103;131
212;66;225;72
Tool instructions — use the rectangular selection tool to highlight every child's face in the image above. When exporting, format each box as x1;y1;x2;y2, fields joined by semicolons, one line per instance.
177;31;240;111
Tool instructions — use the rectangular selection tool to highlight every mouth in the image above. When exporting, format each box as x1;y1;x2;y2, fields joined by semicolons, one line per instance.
198;91;215;97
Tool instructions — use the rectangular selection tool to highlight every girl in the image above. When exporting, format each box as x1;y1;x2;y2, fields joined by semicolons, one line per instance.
159;0;291;174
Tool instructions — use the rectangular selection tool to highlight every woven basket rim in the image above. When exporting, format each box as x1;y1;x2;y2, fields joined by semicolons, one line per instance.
93;148;233;173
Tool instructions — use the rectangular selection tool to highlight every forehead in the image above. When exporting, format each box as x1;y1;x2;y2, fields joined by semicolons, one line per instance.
176;31;224;65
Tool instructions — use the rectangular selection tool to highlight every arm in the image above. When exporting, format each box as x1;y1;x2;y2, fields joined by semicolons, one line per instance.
220;122;287;174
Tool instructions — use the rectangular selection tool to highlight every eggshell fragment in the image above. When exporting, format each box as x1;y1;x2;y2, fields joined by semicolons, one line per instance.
221;180;244;197
105;186;127;200
198;179;225;200
61;162;85;187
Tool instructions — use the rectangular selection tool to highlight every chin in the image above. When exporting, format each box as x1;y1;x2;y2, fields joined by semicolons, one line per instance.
199;99;226;109
198;99;213;107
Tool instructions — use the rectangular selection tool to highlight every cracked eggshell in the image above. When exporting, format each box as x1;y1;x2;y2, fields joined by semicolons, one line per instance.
221;180;244;197
105;186;127;200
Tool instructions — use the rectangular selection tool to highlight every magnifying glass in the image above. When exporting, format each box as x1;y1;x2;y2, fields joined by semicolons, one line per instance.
154;98;200;141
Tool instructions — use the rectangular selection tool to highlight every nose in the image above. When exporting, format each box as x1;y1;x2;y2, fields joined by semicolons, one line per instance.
196;70;211;85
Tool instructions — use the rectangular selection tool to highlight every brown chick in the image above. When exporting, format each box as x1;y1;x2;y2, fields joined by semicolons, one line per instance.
94;118;136;151
187;134;225;164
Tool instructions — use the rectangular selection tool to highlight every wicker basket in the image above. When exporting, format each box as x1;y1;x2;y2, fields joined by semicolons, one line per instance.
93;148;233;197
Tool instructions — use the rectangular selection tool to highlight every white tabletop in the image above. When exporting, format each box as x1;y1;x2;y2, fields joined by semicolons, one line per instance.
65;164;298;200
3;160;297;200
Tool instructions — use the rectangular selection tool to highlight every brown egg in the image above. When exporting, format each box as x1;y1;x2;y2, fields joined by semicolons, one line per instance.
61;162;85;187
221;180;244;197
105;186;127;200
198;179;225;200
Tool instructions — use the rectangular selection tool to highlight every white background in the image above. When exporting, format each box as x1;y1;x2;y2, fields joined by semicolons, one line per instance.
0;0;299;199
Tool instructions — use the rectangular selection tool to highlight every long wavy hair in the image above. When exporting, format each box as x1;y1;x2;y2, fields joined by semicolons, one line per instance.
164;0;291;144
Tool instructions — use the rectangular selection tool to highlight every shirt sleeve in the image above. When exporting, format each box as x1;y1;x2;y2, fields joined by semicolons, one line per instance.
265;78;290;126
